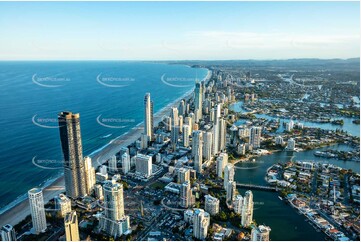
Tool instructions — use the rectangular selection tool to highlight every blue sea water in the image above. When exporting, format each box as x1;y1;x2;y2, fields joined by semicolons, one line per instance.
0;61;208;212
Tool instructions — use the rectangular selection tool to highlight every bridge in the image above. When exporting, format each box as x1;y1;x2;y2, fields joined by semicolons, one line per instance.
236;183;277;192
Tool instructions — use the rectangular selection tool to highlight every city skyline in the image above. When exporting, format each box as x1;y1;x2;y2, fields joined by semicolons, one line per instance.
0;1;359;241
0;1;359;60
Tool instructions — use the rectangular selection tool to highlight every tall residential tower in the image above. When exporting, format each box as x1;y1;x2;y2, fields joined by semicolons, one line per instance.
58;111;86;198
144;93;154;142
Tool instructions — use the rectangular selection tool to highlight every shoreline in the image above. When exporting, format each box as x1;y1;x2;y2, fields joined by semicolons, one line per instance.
0;68;212;228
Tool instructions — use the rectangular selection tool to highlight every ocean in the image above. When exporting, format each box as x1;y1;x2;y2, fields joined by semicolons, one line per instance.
0;61;208;212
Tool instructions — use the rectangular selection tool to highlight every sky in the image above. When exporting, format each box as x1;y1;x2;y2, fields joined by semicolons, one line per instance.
0;1;359;60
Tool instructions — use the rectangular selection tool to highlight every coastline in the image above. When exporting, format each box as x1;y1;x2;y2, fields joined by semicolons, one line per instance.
0;68;212;228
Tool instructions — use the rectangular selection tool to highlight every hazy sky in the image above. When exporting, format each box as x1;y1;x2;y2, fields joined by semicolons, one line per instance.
0;1;359;60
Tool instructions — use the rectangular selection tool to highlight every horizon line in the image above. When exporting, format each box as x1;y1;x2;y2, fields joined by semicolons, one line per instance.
0;57;359;62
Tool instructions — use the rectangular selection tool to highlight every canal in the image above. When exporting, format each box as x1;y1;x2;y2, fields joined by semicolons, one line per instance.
229;101;360;240
235;144;359;241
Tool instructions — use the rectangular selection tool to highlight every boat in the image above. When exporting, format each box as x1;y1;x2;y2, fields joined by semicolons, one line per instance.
101;134;112;138
278;196;283;201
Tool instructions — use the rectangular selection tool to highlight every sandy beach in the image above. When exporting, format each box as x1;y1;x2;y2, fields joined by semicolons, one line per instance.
0;69;211;228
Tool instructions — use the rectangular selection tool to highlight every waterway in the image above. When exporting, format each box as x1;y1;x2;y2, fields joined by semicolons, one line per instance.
230;101;359;240
229;101;360;137
235;144;359;241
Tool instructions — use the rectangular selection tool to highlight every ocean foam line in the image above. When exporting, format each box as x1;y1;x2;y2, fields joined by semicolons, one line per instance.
0;68;211;215
0;176;60;215
87;71;209;159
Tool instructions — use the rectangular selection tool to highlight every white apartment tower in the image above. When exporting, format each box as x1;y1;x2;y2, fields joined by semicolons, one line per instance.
84;156;96;195
108;155;118;174
99;180;130;238
28;188;47;234
180;181;194;208
233;195;243;215
177;168;190;184
251;225;271;241
121;152;131;174
241;190;254;227
250;126;262;149
183;125;190;147
203;131;213;161
204;195;220;215
55;193;72;217
219;118;227;151
216;152;228;178
135;154;152;178
224;163;235;189
226;181;236;206
1;224;16;241
193;209;210;240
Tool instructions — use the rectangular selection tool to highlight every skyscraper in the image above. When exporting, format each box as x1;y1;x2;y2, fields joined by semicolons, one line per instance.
177;168;190;184
226;181;236;206
193;209;210;240
144;93;154;142
286;138;296;151
121;152;130;174
194;82;203;122
108;155;118;174
178;99;185;116
84;156;96;195
64;211;80;241
183;124;190;147
250;126;262;149
180;181;194;208
233;195;243;215
1;224;16;241
224;163;235;189
204;195;220;215
216;152;228;178
251;225;271;241
192;131;203;173
219;118;227;151
58;111;86;198
203;131;213;161
28;188;47;234
212;104;221;154
184;117;193;135
55;193;72;217
179;115;183;133
135;154;152;178
241;190;254;227
100;180;130;238
170;107;179;150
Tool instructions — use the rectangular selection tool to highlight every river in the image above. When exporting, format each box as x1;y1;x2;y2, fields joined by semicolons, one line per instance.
229;101;359;240
229;101;360;137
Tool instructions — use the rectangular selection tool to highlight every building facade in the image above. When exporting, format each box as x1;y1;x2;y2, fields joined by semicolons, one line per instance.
64;211;80;241
58;111;86;198
28;188;47;234
99;180;130;238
